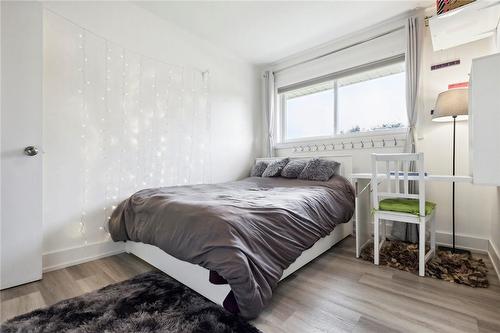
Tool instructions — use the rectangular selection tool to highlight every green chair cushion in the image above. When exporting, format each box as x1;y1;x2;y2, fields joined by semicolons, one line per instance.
379;198;436;216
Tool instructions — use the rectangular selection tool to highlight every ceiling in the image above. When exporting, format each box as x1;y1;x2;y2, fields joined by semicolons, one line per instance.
135;1;432;65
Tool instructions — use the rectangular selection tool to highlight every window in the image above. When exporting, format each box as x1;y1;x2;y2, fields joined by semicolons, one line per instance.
278;59;407;142
282;81;334;141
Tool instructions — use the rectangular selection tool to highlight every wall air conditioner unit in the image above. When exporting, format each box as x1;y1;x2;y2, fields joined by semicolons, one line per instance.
429;0;500;51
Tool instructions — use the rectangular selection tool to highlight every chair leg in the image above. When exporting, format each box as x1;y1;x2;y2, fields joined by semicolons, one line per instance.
419;219;426;277
374;215;379;265
381;220;386;243
430;213;436;256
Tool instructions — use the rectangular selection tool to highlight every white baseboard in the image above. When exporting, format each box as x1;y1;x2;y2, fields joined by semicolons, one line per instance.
42;240;125;272
40;232;498;282
435;231;489;253
376;222;490;253
488;240;500;282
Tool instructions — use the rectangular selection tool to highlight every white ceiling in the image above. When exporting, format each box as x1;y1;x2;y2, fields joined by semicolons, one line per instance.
135;1;432;65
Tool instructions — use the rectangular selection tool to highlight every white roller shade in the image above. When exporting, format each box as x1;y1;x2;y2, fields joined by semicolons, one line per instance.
275;28;406;92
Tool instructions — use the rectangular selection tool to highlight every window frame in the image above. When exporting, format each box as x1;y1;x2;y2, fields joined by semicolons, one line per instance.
276;54;407;145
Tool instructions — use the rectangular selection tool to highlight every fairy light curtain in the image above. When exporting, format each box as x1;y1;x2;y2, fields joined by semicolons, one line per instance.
43;11;211;251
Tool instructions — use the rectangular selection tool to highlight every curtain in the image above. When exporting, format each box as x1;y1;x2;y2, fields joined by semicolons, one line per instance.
263;71;276;157
391;14;423;242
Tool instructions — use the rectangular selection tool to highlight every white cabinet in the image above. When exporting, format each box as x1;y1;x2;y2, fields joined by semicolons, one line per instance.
469;53;500;186
429;1;500;51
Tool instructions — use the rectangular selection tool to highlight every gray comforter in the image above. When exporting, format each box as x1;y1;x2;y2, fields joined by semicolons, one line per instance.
109;176;355;318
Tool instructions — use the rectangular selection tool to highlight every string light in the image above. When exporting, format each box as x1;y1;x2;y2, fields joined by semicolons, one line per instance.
102;39;111;234
69;26;211;247
79;29;89;246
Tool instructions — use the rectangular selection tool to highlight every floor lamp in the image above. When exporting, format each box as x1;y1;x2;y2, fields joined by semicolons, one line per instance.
431;88;469;254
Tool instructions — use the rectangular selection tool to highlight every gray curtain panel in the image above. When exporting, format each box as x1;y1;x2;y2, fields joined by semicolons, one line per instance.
391;14;423;243
263;71;276;157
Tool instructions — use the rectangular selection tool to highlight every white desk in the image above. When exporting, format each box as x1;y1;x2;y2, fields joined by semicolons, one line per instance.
351;173;472;258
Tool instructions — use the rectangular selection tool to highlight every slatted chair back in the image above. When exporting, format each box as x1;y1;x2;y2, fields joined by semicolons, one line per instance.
371;153;425;217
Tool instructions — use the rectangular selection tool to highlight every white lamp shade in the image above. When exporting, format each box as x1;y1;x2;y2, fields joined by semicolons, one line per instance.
432;88;469;122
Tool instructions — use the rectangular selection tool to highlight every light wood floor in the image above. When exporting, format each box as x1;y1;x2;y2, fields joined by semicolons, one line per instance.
1;236;499;332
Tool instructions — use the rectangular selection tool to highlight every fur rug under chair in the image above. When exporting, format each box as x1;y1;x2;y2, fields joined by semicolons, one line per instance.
360;240;489;288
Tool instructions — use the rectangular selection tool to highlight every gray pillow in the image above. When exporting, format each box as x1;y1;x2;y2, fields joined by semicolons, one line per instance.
298;158;340;181
262;158;290;177
281;159;308;178
250;161;269;177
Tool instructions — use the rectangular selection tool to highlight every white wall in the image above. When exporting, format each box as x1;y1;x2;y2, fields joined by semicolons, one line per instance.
417;16;497;250
270;14;409;170
490;24;500;268
269;10;499;251
41;1;261;271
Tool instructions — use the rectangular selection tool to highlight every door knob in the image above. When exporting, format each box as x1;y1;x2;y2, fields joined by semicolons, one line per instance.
24;146;39;156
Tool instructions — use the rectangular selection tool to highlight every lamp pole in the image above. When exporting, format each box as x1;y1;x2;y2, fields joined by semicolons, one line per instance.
432;88;469;254
452;115;456;252
449;115;470;255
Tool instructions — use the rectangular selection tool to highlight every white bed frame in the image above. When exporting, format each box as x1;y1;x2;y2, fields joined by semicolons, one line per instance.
126;154;353;308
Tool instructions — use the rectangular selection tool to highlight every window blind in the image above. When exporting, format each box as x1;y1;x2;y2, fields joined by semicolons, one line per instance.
275;28;406;94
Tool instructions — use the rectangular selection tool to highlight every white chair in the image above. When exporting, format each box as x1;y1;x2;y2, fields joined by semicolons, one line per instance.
371;153;436;277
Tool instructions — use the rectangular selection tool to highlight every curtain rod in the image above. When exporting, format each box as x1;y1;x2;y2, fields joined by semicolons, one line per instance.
273;25;405;75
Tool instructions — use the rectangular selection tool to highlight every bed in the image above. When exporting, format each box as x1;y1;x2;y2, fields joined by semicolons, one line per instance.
109;155;354;318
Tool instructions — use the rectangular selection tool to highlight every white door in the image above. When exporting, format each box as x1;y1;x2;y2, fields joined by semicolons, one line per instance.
1;1;43;289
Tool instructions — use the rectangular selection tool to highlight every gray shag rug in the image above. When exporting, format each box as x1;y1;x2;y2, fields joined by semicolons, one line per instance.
1;271;261;333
